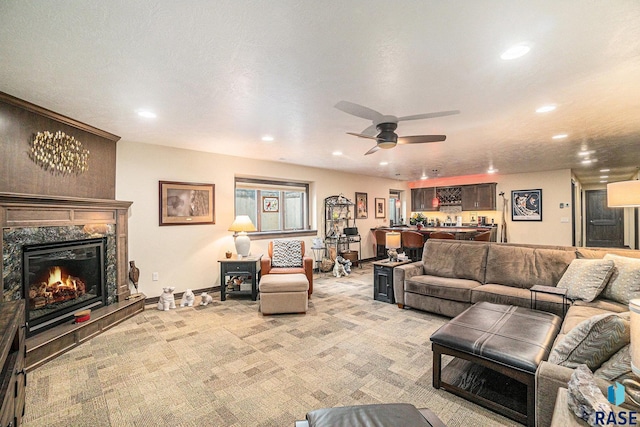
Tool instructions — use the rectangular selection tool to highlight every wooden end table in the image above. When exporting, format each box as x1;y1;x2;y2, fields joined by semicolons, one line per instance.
218;254;262;301
530;285;569;316
372;259;413;303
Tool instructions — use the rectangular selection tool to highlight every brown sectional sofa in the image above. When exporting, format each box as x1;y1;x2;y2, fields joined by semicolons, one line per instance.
392;239;640;427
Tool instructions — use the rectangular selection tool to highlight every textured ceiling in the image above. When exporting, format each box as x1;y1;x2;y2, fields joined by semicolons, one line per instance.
1;1;639;185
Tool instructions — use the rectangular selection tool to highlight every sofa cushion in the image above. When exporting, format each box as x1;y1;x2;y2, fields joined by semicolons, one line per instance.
577;248;640;260
472;284;566;317
556;259;615;302
271;240;302;267
600;254;640;305
594;344;633;382
548;311;630;370
485;245;576;289
405;275;479;302
422;240;488;283
572;298;628;313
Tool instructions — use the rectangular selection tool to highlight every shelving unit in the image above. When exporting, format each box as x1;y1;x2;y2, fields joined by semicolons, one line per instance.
324;195;361;266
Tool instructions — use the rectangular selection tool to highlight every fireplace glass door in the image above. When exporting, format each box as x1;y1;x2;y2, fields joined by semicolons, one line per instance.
22;237;107;335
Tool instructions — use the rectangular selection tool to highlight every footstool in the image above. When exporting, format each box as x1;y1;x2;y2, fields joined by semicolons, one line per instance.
259;273;309;315
294;403;446;427
430;302;561;427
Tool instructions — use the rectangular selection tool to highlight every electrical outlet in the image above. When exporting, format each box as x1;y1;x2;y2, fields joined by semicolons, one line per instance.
152;272;159;281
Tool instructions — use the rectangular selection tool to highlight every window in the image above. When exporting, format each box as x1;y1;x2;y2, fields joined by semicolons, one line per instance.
235;178;309;233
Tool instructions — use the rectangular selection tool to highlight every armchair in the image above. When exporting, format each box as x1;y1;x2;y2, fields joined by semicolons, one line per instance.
261;240;313;296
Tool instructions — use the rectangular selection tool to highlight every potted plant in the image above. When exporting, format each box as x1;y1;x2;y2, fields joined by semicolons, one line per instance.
410;213;426;229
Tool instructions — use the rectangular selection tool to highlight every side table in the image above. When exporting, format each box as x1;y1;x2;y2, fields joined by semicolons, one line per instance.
530;285;569;317
372;259;413;303
218;254;262;301
310;245;326;273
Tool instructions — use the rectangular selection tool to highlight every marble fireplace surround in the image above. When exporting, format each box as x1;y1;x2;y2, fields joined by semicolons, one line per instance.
1;192;144;370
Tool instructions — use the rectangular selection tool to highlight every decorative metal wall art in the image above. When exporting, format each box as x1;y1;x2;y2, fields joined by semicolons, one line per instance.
29;131;89;175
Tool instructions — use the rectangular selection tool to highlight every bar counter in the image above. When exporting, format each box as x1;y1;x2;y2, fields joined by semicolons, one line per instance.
371;225;496;240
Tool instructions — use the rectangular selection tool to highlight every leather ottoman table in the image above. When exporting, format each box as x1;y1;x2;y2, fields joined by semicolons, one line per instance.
294;403;446;427
430;302;561;427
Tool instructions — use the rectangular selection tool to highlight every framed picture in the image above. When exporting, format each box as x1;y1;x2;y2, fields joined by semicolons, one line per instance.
159;181;215;226
511;189;542;221
375;197;386;218
355;192;368;219
262;196;279;212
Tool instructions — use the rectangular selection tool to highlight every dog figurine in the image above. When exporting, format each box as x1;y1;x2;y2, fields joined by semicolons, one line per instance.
200;292;213;306
180;289;195;307
157;286;176;311
333;261;347;278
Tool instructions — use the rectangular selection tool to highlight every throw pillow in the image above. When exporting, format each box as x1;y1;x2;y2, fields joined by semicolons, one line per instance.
271;240;303;268
594;344;633;382
548;312;630;370
556;259;615;302
601;254;640;305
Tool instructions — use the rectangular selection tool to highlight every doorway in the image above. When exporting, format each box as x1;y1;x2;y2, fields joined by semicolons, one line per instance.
585;189;625;247
389;191;402;226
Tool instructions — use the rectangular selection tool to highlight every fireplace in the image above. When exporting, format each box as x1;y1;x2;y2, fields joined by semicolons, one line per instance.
22;237;107;335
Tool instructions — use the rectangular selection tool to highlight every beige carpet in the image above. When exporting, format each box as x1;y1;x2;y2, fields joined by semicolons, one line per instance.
23;263;520;427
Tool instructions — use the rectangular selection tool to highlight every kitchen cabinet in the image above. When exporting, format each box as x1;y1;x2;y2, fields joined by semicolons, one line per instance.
461;183;496;210
410;187;437;211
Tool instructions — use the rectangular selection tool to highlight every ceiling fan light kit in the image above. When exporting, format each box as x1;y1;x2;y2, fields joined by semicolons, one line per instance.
335;101;459;155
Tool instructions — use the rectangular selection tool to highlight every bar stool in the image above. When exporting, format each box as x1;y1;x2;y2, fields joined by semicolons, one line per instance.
401;231;425;261
373;229;388;260
429;231;455;240
473;230;492;241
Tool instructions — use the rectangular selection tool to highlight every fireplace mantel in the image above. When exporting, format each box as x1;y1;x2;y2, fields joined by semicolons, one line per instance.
0;192;132;302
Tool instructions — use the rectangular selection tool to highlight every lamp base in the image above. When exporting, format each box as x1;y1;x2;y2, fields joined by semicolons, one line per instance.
235;233;251;257
387;249;398;263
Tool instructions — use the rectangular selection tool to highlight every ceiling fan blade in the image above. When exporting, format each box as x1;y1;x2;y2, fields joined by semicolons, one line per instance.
397;135;447;144
346;132;378;140
359;123;379;136
364;145;381;155
335;101;384;122
397;110;460;122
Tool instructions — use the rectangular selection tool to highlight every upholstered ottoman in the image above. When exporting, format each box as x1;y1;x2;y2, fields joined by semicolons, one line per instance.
295;403;446;427
259;273;309;315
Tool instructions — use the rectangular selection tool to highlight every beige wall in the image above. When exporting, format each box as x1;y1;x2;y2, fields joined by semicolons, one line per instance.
116;141;407;298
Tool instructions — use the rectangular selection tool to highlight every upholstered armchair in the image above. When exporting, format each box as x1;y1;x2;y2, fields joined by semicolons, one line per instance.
261;240;313;296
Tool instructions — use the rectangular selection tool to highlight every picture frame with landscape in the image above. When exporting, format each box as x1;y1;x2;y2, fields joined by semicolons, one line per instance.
355;192;368;219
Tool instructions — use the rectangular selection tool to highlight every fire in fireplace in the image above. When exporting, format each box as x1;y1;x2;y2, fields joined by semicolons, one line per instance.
22;237;107;335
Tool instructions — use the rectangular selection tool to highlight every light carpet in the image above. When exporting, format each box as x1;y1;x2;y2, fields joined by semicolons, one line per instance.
23;263;520;426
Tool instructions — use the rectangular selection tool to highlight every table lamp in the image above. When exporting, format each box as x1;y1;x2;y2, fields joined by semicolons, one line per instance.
607;180;640;207
228;215;256;257
386;232;401;262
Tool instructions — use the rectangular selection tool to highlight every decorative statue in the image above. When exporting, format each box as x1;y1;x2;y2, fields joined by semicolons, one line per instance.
157;287;176;311
200;292;213;306
128;260;140;292
180;289;195;307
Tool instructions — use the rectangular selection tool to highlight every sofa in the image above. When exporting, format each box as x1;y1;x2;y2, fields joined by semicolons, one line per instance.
392;239;640;427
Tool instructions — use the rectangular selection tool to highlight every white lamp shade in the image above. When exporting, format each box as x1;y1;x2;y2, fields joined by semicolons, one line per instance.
228;215;257;232
630;299;640;377
386;232;401;249
607;180;640;207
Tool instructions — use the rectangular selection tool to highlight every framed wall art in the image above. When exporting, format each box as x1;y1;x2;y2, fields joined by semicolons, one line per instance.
262;196;279;212
511;189;542;221
375;197;386;218
355;192;368;219
159;181;215;225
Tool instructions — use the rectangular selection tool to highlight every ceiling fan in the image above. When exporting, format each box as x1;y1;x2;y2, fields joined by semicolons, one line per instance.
335;101;460;155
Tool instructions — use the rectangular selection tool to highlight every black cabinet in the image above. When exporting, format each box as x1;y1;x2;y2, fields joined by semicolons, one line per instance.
373;260;412;303
219;255;262;301
411;187;437;211
0;300;26;427
462;183;496;210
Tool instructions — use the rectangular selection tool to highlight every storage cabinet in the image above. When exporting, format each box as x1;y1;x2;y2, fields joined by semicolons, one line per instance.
219;255;262;301
461;183;496;210
0;300;26;427
410;187;437;211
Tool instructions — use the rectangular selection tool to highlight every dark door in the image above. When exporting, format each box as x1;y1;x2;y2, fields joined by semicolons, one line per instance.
585;190;624;247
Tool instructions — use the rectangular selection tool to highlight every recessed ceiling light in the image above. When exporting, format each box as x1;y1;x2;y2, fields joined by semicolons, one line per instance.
136;110;156;119
600;169;610;172
536;105;557;113
332;151;342;156
600;175;609;179
420;175;428;180
500;44;531;60
379;161;389;166
578;150;595;156
487;168;497;174
552;134;568;140
581;159;597;164
600;180;608;183
261;135;274;142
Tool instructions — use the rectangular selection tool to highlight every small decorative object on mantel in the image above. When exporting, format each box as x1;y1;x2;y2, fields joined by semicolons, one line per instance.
225;250;232;259
567;364;612;426
29;130;90;175
128;260;140;292
73;309;91;323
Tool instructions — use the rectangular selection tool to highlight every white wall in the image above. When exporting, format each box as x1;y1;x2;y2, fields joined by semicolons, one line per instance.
116;141;407;298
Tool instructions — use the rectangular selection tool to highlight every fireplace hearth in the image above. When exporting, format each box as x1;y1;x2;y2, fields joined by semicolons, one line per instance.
23;237;107;335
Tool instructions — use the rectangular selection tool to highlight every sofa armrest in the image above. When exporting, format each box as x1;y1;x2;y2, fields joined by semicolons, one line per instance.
303;256;313;295
393;261;424;307
261;257;272;275
535;361;615;427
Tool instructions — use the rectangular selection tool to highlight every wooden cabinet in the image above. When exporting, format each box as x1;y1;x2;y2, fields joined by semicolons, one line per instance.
0;300;26;427
461;183;496;210
411;187;437;211
219;255;262;301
